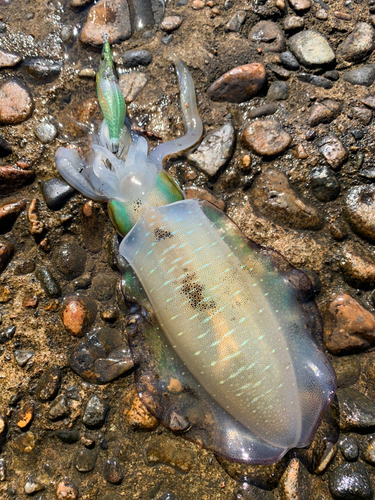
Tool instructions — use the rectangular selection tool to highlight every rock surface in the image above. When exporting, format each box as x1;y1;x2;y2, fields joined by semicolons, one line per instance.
289;30;335;67
243;119;291;156
0;80;33;124
344;185;375;241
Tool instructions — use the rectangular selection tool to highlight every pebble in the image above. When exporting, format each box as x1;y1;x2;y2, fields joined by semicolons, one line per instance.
296;73;333;89
161;16;183;32
42;177;75;210
119;72;148;104
248;103;278;118
56;478;79;500
83;395;109;428
161;34;173;45
311;100;342;126
268;64;290;80
334;10;351;20
243;119;292;156
91;273;117;301
0;134;12;157
144;436;194;473
351;106;372;125
363;437;375;466
278;458;313;499
360;95;375;109
25;59;62;82
187;122;235;176
225;10;246;32
120;49;152;67
14;350;34;367
284;15;304;31
207;63;266;103
340;436;359;461
337;22;375;62
0;459;5;481
62;295;97;337
192;0;205;9
310;166;340;201
289;30;335;67
343;65;375;86
0;326;16;344
279;51;300;70
55;429;80;444
328;462;372;499
49;395;70;420
289;0;311;10
35;266;61;298
332;356;360;388
0;285;12;303
24;477;45;495
36;365;62;402
0;48;21;68
0;79;34;125
104;457;124;484
70;328;133;383
324;293;375;354
81;0;131;46
316;8;328;19
324;69;340;81
34;121;58;144
54;241;86;280
12;432;35;453
266;81;289;101
335;387;375;431
344;185;375;241
185;187;226;211
319;135;348;170
74;448;98;472
61;24;74;43
249;21;285;53
0;240;14;274
126;393;159;430
250;168;322;229
0;165;35;196
17;400;34;429
340;245;375;289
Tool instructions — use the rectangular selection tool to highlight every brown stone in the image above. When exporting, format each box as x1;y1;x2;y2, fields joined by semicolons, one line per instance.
12;432;35;453
288;0;311;11
0;79;33;125
351;106;372;125
80;0;131;47
340;245;375;289
0;49;21;69
192;0;205;9
319;135;348;170
308;103;334;127
324;293;375;354
160;16;183;32
344;185;375;242
249;21;286;53
61;296;97;337
278;458;313;500
17;401;34;429
0;199;26;230
23;296;38;308
0;239;14;274
144;436;195;473
0;165;35;195
56;478;79;500
36;366;62;402
250;168;322;229
243;119;291;156
185;187;225;211
126;393;159;431
361;95;375;109
119;72;148;104
207;63;266;103
69;0;93;7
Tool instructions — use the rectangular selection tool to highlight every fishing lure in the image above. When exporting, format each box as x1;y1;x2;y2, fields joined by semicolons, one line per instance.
96;38;126;154
55;50;337;464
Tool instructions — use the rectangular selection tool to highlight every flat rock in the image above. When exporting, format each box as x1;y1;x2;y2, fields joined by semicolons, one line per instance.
351;106;372;125
340;245;375;289
284;15;304;31
249;21;285;53
328;462;372;500
296;73;333;89
288;0;311;11
119;72;147;104
324;293;375;354
225;10;246;32
25;59;62;82
80;0;131;47
120;49;152;67
308;99;342;127
42;178;75;210
337;22;375;62
250;168;322;229
14;350;34;367
207;63;266;103
0;165;35;195
0;79;33;125
243;119;291;156
188;122;235;176
319;135;348;170
334;388;375;431
0;48;21;68
344;185;375;241
267;81;289;101
289;30;335;67
34;121;57;143
343;65;375;86
248;103;278;118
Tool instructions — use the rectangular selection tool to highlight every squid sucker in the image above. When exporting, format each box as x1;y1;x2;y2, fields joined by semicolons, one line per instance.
55;46;337;465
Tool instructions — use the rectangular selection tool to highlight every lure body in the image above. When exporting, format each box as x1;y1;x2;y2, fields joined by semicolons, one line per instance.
55;51;337;464
96;40;126;154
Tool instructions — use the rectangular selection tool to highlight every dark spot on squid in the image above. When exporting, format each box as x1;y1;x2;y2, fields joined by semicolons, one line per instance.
180;269;216;311
154;228;172;241
133;198;142;213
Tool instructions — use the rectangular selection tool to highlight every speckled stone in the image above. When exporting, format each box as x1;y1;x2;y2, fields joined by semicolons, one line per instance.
36;365;62;402
54;241;86;280
34;121;58;143
278;458;313;499
344;185;375;241
328;462;372;499
289;30;335;67
243;119;291;156
119;72;148;104
160;16;182;32
249;21;285;53
61;295;97;337
0;79;34;125
0;48;21;68
35;266;61;298
343;65;375;86
334;388;375;431
104;457;123;484
83;395;109;428
284;15;304;31
310;166;340;202
56;478;79;500
340;245;375;289
319;135;348;170
14;350;34;367
288;0;310;11
340;436;359;461
337;22;375;62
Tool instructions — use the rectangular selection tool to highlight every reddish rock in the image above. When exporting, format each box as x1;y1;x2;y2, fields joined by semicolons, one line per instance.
0;165;35;195
324;293;375;354
56;478;79;500
61;296;97;337
351;106;372;125
80;0;131;47
243;119;291;156
0;79;34;125
340;246;375;289
192;0;205;9
161;16;183;32
126;393;159;431
0;49;21;69
278;458;313;499
308;100;342;127
207;63;266;103
17;401;34;429
288;0;311;11
249;21;285;53
0;239;14;274
0;199;26;230
319;135;348;170
23;296;38;308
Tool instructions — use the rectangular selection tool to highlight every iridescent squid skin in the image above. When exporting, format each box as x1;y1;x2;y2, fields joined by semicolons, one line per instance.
55;48;337;465
96;39;126;154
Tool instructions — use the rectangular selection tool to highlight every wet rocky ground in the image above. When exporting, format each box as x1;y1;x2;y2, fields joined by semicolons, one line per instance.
2;0;375;498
